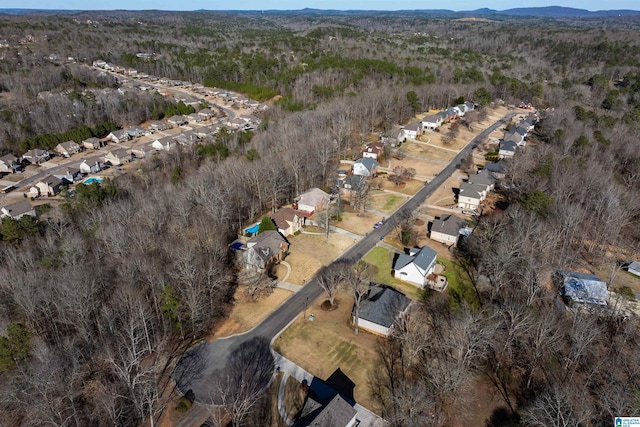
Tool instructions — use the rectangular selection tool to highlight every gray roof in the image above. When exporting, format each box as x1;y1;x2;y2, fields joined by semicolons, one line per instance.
432;214;465;237
110;129;130;139
2;200;34;217
500;140;517;151
0;154;18;164
343;174;366;190
459;181;487;199
356;284;411;328
394;246;437;271
559;271;608;306
404;122;421;131
422;114;442;123
629;261;640;273
23;149;48;158
42;175;63;186
483;161;505;174
354;157;378;171
295;394;356;427
468;169;495;187
59;140;80;150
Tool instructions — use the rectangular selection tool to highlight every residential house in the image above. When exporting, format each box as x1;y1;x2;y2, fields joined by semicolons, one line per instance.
1;200;36;220
55;140;81;157
294;369;357;427
54;168;81;183
361;141;385;160
453;105;465;117
458;181;488;211
0;154;20;173
430;214;466;246
22;149;50;165
270;207;303;237
186;113;203;123
149;121;172;131
498;140;517;158
519;100;533;109
445;107;460;120
421;114;443;131
82;137;103;150
106;129;131;144
468;169;496;191
194;125;218;138
340;174;366;198
295;188;330;214
79;160;104;174
173;131;199;146
556;270;608;307
627;261;640;278
393;245;438;288
464;101;475;113
197;108;215;119
352;158;378;177
402;122;423;139
151;136;177;152
129;143;156;159
35;175;68;196
381;128;405;146
483;161;506;179
243;230;289;273
436;110;450;124
167;115;187;126
104;148;132;166
355;284;411;336
126;126;147;138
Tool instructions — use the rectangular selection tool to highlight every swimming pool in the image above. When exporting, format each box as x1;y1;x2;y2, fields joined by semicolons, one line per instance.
84;177;104;185
245;223;260;235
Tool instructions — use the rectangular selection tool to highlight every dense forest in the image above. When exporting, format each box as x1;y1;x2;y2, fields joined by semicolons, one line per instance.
0;9;639;427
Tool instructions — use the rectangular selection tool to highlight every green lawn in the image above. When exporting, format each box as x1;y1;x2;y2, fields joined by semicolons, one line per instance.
438;257;480;309
363;246;424;299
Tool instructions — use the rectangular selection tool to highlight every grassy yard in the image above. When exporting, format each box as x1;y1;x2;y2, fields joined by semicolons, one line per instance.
369;193;407;215
274;290;381;413
438;257;480;309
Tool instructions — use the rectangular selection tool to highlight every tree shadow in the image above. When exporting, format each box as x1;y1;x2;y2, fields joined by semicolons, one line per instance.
485;407;520;427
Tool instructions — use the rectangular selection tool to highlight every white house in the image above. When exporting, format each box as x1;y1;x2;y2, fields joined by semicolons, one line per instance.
295;188;330;214
167;115;187;126
402;122;422;139
79;160;104;174
352;158;378;177
458;182;488;211
421;114;443;131
361;142;385;160
55;140;81;157
151;136;177;152
467;169;496;191
0;154;20;173
430;214;466;246
499;140;517;158
104;148;132;166
270;207;303;237
1;200;36;220
381;128;405;146
82;137;103;150
628;261;640;278
355;285;411;336
393;246;438;288
22;149;50;165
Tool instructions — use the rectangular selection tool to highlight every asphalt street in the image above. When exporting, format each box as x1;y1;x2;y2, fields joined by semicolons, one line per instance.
173;112;515;404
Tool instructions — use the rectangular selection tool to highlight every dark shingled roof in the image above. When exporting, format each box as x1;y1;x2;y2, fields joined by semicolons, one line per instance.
270;208;298;231
355;284;411;328
295;394;356;427
432;214;465;238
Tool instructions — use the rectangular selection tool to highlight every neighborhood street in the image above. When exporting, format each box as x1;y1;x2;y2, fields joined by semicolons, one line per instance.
172;112;515;404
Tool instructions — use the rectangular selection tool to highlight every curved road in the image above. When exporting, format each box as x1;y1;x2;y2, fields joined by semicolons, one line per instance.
173;112;514;404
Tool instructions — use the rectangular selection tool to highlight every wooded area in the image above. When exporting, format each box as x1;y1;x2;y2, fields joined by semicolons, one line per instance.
0;9;639;427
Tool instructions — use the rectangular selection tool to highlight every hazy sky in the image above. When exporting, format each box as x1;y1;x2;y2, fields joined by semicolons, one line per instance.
4;0;640;11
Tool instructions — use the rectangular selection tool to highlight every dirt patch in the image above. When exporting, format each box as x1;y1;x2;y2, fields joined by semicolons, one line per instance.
385;156;444;178
209;287;293;339
274;290;381;413
337;207;381;236
401;141;457;163
425;173;466;208
372;177;424;195
284;233;358;285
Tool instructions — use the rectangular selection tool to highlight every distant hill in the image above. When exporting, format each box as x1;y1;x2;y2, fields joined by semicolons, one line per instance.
1;6;640;18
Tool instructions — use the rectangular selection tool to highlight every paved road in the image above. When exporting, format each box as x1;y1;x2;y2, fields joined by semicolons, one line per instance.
172;112;514;404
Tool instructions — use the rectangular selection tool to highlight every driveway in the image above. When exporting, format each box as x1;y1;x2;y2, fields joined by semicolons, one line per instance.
172;112;515;405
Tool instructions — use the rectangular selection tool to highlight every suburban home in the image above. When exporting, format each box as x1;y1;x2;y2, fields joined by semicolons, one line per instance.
340;174;366;198
149;121;172;131
194;125;218;138
295;188;330;214
452;105;464;117
129;143;156;159
430;214;467;246
243;230;289;273
458;181;488;211
381;128;405;146
35;175;68;196
556;270;608;307
79;160;104;174
421;114;443;131
197;108;215;118
519;100;533;109
22;149;50;165
106;130;131;144
1;200;36;220
393;245;438;288
445;107;460;120
55;140;81;157
0;154;20;173
402;122;423;139
126;126;147;138
151;136;177;152
173;131;199;146
355;284;411;336
483;161;506;179
104;148;132;166
82;137;103;150
361;141;385;160
270;207;303;237
464;101;475;112
627;261;640;278
352;158;378;177
167;115;187;126
499;140;517;158
468;169;496;191
294;369;357;427
437;110;450;124
186;113;203;123
54;168;81;183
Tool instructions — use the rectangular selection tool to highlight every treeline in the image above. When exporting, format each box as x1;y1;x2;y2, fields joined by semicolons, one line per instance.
17;120;117;152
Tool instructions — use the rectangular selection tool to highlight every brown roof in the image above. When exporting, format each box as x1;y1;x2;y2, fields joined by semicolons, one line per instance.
270;208;298;230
